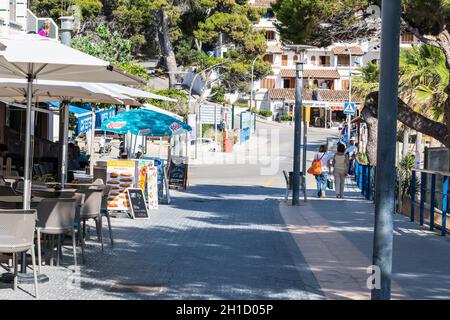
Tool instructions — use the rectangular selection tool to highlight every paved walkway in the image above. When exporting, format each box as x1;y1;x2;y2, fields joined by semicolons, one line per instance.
0;185;322;300
280;174;450;299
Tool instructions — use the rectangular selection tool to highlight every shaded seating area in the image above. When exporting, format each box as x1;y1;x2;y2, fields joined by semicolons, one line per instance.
0;181;114;298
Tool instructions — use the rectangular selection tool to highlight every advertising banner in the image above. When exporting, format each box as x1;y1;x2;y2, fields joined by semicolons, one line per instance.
240;127;250;144
187;114;196;141
147;167;159;209
77;115;92;135
106;160;136;211
240;111;252;130
136;159;158;209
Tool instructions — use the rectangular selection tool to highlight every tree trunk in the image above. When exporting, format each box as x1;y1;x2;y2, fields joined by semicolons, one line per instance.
361;91;449;165
361;105;378;165
157;7;178;89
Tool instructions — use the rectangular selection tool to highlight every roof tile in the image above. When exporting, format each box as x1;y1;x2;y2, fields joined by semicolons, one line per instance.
268;88;359;102
280;69;340;79
332;46;364;56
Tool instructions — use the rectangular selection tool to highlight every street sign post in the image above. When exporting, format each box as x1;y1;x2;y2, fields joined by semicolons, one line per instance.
343;102;356;115
344;102;355;145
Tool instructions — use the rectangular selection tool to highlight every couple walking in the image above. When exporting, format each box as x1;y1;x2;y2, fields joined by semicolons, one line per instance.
309;143;350;198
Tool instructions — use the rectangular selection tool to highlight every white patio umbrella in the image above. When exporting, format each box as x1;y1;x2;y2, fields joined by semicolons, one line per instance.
0;77;141;186
0;34;143;209
0;78;137;104
143;103;183;121
94;83;178;102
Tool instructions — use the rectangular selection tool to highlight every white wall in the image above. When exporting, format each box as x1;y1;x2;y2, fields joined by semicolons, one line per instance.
0;0;9;26
182;68;206;95
52;114;60;142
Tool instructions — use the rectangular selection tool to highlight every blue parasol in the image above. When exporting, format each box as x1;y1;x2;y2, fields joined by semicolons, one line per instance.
101;109;191;137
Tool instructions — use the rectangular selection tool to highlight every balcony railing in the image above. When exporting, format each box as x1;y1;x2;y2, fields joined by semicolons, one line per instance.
26;9;58;40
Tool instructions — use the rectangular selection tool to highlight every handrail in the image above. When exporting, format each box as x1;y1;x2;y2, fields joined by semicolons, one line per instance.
412;168;450;178
410;169;449;236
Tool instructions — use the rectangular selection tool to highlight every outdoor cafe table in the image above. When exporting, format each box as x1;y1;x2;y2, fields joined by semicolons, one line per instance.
0;195;44;208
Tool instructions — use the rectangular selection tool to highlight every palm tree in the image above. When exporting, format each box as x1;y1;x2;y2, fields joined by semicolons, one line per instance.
352;61;380;101
352;44;449;162
399;44;449;121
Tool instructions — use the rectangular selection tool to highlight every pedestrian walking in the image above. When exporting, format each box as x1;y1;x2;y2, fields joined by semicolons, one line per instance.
346;138;357;175
308;145;332;198
332;143;349;198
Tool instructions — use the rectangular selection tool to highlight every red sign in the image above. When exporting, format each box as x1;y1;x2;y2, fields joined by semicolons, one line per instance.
169;122;182;133
106;121;127;129
138;129;151;135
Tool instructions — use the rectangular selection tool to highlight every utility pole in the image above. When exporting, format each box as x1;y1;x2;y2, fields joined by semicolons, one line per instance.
250;57;257;111
292;62;303;205
343;43;353;145
58;16;74;186
371;0;401;300
302;106;308;201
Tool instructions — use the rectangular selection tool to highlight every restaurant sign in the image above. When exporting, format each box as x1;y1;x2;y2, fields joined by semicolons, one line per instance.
106;121;127;130
77;115;92;135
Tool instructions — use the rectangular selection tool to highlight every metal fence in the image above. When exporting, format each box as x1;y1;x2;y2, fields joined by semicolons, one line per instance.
410;169;450;236
354;160;375;201
354;160;450;237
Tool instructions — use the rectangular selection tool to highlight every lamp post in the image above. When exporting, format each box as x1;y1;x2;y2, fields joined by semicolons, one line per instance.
250;57;258;111
371;0;401;300
343;43;353;145
292;62;304;205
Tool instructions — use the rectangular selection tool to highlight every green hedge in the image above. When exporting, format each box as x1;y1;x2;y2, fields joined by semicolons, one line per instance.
257;110;273;117
280;115;293;121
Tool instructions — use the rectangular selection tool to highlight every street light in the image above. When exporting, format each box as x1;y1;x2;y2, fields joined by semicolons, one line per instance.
250;56;258;111
292;61;304;205
343;43;353;145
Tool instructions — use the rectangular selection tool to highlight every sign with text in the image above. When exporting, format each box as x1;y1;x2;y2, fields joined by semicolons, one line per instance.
168;156;188;190
127;188;149;219
240;127;250;144
77;115;92;135
240;111;252;130
106;160;136;212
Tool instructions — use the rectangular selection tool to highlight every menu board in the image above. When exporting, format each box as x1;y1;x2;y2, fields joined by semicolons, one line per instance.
168;156;188;190
144;158;165;200
137;159;154;195
147;166;158;209
106;160;136;211
127;188;149;219
136;159;158;210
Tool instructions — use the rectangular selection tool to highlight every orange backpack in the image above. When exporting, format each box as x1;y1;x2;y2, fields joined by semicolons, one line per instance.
307;153;324;175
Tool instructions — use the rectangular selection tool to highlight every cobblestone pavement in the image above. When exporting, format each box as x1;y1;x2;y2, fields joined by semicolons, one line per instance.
0;185;323;300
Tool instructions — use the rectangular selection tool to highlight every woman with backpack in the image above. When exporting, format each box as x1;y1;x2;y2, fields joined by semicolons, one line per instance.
308;145;332;198
332;143;350;198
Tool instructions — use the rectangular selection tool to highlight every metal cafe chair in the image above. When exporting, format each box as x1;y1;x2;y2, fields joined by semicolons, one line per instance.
78;189;106;251
0;209;39;298
35;198;78;272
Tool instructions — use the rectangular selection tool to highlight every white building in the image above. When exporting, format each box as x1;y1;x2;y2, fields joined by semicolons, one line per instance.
0;2;60;156
249;0;419;125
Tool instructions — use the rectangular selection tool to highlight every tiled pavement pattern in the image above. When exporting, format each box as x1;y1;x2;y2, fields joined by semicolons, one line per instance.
280;176;450;299
0;185;323;300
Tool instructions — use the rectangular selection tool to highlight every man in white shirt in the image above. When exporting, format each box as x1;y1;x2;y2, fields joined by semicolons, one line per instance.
346;138;357;175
